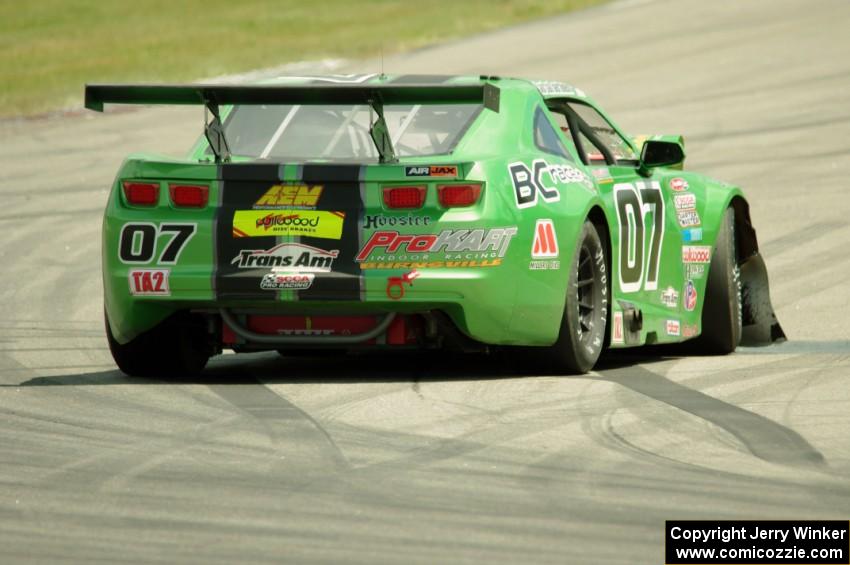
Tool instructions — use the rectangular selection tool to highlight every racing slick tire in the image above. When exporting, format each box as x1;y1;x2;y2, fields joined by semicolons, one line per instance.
105;310;210;377
546;220;608;374
695;206;742;354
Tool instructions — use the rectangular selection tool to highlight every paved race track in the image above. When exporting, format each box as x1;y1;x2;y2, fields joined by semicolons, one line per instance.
1;0;849;562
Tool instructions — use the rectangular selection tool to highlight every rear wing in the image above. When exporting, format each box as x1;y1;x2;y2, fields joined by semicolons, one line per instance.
84;83;500;112
84;82;500;164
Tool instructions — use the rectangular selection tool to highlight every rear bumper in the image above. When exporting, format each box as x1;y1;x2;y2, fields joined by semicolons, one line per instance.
104;264;564;347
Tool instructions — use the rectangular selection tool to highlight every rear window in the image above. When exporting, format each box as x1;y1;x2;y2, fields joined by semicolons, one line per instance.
221;103;482;161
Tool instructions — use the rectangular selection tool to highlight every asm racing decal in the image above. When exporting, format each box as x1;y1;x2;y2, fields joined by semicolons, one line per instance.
508;159;591;209
356;227;517;269
232;210;345;239
614;181;664;293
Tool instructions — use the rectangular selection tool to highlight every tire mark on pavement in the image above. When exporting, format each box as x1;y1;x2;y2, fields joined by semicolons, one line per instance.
598;365;826;468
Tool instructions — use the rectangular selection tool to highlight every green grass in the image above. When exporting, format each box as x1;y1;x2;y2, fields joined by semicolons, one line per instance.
0;0;602;117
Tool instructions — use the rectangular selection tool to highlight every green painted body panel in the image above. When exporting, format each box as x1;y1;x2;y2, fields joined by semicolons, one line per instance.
101;76;747;350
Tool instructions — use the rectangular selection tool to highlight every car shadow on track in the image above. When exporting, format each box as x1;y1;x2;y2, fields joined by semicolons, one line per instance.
4;347;827;470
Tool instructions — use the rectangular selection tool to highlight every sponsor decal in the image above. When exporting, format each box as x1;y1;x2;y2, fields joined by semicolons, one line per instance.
661;286;679;308
682;323;699;338
405;165;458;177
253;184;323;210
260;273;315;290
674;193;697;210
682;245;711;264
128;269;170;296
532;219;559;258
532;80;585;97
612;311;624;344
386;270;419;300
530;219;559;269
684;279;698;311
363;213;431;230
232;210;344;239
360;260;501;269
686;263;706;279
509;159;591;209
682;227;703;243
530;260;560;270
677;209;701;227
548;164;591;186
666;319;681;336
231;243;339;271
670;177;689;192
356;227;517;263
591;167;613;184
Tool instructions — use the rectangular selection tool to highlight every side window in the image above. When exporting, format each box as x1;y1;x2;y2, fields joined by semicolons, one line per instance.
577;130;608;165
533;106;574;162
567;102;638;163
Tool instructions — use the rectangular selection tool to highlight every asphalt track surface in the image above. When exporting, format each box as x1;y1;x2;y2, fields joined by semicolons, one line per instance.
1;0;850;562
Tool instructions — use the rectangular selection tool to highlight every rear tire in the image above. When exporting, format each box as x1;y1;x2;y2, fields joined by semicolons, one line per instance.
546;220;608;373
105;310;210;377
695;206;742;353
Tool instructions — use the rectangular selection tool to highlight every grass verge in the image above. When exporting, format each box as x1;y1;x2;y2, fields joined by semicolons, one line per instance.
0;0;602;117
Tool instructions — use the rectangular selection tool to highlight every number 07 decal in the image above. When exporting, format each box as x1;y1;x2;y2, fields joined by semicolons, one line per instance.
614;181;664;293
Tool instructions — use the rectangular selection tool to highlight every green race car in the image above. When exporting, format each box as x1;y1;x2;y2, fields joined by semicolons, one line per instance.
85;74;785;376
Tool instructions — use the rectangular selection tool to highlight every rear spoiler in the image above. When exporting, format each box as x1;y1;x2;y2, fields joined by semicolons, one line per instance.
84;82;500;164
84;83;500;112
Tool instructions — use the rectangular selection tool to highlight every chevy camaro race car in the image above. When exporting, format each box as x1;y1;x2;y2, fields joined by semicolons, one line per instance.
85;74;785;376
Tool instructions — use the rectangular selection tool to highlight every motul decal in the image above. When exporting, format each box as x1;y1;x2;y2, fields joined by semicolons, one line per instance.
128;269;170;296
531;219;559;258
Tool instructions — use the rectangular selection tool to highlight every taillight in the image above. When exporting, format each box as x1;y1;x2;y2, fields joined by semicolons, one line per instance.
383;185;426;209
169;184;209;208
122;181;159;206
437;183;482;208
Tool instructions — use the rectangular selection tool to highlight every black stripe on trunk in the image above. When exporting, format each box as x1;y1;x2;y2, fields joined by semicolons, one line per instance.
214;164;281;300
298;164;363;301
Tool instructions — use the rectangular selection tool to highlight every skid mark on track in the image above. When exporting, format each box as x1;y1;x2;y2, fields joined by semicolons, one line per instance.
598;365;826;469
207;380;351;471
760;221;845;256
